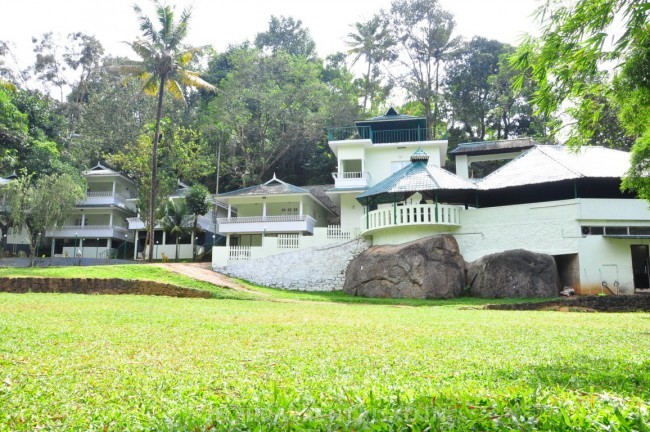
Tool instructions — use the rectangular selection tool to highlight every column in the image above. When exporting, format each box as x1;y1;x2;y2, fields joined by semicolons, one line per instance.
227;204;232;220
112;181;116;197
262;201;267;220
51;238;55;256
299;199;303;217
109;212;113;227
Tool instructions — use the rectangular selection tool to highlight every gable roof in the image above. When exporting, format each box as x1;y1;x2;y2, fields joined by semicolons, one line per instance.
83;163;136;185
357;149;476;205
357;107;425;123
478;145;630;190
218;174;311;198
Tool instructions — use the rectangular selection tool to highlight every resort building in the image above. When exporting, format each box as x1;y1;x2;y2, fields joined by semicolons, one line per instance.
213;108;650;295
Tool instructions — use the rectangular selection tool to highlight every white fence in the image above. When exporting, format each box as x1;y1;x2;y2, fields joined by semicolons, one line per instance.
277;234;300;249
229;246;252;261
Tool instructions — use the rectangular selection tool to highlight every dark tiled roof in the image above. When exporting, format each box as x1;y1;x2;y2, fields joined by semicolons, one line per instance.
450;138;536;155
302;184;339;215
357;107;425;123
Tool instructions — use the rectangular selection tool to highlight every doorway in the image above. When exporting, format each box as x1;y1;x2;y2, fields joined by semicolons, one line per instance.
630;245;650;289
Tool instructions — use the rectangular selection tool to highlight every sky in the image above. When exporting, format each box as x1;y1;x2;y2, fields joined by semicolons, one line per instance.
2;0;542;70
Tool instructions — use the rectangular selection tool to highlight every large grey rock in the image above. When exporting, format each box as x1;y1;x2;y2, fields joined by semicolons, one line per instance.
343;235;465;299
466;249;560;298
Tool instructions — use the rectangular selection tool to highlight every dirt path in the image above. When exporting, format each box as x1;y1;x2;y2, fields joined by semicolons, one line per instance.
153;262;265;296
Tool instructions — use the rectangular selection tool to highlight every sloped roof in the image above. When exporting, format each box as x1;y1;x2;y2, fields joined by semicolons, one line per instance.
450;137;536;155
478;146;630;190
357;149;476;204
218;174;311;198
82;163;135;185
302;184;339;216
358;107;425;123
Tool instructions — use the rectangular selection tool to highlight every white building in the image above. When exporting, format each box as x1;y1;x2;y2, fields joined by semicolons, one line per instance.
213;108;650;295
47;164;138;259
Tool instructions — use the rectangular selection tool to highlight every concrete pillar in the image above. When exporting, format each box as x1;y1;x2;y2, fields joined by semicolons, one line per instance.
455;155;469;179
109;212;113;227
51;238;55;256
262;201;267;219
227;204;232;220
81;213;86;226
299;199;303;216
226;234;230;247
112;181;116;196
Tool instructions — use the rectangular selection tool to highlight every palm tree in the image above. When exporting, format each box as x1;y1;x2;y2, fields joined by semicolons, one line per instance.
161;199;189;261
119;1;215;262
346;15;394;112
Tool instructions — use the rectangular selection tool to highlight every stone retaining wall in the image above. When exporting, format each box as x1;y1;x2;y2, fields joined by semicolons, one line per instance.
218;239;370;291
485;295;650;312
0;277;212;298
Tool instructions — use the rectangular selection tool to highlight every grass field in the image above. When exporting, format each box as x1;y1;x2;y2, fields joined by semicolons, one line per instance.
0;267;648;430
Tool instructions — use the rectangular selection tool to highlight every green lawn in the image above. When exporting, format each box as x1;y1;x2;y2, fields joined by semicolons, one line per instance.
0;291;648;431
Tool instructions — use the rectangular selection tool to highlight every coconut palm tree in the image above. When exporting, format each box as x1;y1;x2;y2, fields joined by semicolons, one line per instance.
119;1;215;262
346;14;394;112
161;198;189;261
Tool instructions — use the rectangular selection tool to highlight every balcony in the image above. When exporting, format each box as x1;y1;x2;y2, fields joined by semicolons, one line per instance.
327;126;433;144
81;191;133;208
360;203;462;235
217;215;316;234
47;225;132;240
332;171;371;189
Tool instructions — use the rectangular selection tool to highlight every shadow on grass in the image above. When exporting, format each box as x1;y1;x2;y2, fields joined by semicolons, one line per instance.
235;279;556;307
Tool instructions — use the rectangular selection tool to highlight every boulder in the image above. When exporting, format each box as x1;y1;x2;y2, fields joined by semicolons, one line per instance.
466;249;560;298
343;235;465;299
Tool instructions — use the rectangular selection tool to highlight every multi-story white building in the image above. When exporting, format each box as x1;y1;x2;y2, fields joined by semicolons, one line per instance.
213;108;650;295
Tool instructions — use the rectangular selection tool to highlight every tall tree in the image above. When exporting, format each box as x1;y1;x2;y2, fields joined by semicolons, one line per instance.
346;15;394;113
8;171;84;265
388;0;460;136
161;198;189;261
118;0;215;262
185;184;210;261
254;16;317;58
445;37;510;141
513;0;650;199
209;48;330;188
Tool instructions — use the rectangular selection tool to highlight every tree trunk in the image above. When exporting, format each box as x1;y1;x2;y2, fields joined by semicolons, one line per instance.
192;215;198;262
433;58;440;139
148;76;167;263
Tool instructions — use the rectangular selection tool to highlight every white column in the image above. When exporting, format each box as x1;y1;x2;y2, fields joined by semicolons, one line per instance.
109;212;113;227
227;204;232;220
112;181;116;196
162;231;167;245
81;213;86;226
226;234;230;247
455;155;469;179
262;201;267;219
51;238;55;256
299;199;303;216
133;234;138;260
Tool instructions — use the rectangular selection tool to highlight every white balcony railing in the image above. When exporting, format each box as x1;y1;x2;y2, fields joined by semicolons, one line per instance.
229;246;252;261
47;224;132;239
217;215;316;235
332;172;370;189
360;203;462;234
82;192;132;206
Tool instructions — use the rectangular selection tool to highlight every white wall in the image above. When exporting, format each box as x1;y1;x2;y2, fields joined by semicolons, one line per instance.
218;238;370;291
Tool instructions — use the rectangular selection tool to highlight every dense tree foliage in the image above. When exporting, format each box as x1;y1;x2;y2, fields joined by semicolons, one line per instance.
514;0;650;199
7;171;84;264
